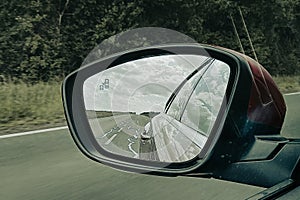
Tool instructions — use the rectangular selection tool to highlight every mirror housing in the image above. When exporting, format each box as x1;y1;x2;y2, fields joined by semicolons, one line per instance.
62;44;300;188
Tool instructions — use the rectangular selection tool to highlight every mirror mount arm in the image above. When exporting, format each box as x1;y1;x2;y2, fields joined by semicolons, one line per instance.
181;173;213;179
246;179;296;200
186;139;300;189
291;153;300;184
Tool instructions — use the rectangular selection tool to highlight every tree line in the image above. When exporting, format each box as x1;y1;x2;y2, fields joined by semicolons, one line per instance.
0;0;299;82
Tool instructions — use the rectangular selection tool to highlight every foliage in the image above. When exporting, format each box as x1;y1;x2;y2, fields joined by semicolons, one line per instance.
0;80;65;134
273;75;300;93
0;0;299;82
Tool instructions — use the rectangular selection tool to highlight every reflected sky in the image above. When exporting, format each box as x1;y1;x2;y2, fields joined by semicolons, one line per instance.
83;54;209;114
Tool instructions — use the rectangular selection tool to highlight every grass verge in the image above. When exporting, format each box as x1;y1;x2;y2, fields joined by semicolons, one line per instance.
273;75;300;94
0;81;65;135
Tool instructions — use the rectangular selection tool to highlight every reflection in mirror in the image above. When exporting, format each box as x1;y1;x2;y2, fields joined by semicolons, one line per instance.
83;54;230;163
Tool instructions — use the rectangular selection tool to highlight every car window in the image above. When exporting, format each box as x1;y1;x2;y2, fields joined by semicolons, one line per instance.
181;60;230;136
166;59;212;120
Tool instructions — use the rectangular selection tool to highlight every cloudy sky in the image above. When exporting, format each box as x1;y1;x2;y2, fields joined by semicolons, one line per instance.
83;54;209;114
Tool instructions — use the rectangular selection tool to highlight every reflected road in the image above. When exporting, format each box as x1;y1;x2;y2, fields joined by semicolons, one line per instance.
88;114;150;158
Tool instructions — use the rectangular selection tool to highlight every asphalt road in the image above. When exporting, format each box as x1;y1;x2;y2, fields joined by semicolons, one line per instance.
0;129;263;200
0;93;299;200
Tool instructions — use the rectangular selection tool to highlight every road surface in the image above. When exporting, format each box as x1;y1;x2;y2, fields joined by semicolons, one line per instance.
0;128;264;200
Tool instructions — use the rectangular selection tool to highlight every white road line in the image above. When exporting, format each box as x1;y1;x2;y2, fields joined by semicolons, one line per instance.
98;129;114;139
284;91;300;96
0;126;68;139
1;91;299;140
128;137;138;157
105;134;117;145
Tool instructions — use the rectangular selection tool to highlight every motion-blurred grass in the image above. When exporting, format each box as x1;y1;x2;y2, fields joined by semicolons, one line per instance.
0;81;65;134
273;75;300;94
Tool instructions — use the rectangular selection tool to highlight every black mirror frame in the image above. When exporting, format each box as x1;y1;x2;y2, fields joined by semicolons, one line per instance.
62;44;243;175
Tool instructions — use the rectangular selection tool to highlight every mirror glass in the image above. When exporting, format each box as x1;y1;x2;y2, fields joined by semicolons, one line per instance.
83;54;230;163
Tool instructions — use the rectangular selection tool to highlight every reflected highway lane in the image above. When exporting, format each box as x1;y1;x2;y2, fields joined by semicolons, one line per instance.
88;114;150;158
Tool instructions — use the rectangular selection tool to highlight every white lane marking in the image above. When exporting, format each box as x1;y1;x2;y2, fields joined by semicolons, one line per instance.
1;91;299;140
128;137;138;158
284;91;300;96
117;128;123;132
98;129;113;139
0;126;68;139
105;134;117;145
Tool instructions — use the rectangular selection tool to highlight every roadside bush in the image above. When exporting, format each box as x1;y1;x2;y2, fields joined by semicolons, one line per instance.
0;80;65;134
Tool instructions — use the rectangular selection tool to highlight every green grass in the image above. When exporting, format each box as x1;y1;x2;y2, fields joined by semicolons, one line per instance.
273;75;300;94
0;81;65;134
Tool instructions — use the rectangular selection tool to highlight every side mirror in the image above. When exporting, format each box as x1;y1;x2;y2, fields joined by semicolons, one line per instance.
62;44;300;189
